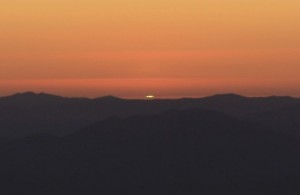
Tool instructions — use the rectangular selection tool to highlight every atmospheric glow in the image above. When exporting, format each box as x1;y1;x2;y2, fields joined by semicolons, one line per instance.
1;0;300;98
146;95;155;99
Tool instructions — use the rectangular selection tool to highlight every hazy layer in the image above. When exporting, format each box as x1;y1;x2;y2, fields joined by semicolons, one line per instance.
1;0;299;97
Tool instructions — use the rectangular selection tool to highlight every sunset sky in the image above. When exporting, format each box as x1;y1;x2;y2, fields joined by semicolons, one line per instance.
1;0;300;98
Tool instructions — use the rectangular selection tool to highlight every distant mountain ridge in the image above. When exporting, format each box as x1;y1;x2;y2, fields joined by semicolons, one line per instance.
0;92;300;138
1;91;299;100
0;108;300;194
1;93;300;194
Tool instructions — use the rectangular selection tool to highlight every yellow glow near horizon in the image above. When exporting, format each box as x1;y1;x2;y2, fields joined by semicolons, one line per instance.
146;95;155;99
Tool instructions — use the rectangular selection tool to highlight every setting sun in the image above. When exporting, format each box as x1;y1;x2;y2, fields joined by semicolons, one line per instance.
1;0;300;98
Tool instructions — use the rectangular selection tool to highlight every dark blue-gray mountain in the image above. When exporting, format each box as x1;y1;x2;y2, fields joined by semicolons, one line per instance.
0;92;300;138
0;109;300;194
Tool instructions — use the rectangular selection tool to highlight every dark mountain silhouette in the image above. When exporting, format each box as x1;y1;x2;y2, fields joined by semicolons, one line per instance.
95;95;123;101
0;92;300;138
0;109;300;194
250;105;300;136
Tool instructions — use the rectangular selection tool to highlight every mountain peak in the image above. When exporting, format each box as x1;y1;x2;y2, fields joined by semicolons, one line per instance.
7;92;64;100
13;91;38;97
208;93;246;99
94;95;122;101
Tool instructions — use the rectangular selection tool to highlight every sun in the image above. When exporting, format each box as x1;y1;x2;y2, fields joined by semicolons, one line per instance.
145;95;155;99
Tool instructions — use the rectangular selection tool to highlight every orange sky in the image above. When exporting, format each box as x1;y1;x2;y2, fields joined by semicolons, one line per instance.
1;0;300;98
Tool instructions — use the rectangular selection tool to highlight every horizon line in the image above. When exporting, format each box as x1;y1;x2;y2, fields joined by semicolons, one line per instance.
1;91;298;100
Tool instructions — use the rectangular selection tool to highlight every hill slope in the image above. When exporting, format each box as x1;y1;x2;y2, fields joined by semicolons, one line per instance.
0;92;300;137
0;109;299;194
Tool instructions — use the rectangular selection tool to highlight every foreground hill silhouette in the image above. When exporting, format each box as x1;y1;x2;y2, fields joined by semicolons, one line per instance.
0;92;300;138
0;109;300;194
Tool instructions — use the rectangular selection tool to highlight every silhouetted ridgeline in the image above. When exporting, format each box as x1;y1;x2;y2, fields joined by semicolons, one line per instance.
1;92;300;194
0;109;300;194
0;92;300;138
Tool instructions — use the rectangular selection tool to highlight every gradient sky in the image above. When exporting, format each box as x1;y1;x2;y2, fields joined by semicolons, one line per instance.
1;0;300;98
